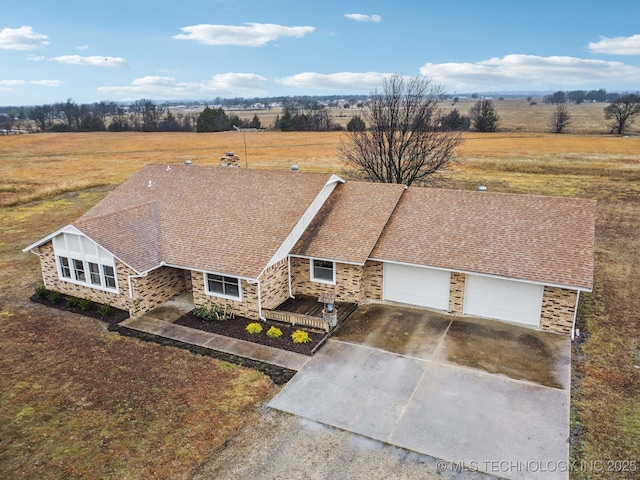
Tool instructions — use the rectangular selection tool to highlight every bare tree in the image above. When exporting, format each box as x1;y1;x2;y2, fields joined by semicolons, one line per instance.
549;105;571;133
340;74;462;186
604;93;640;135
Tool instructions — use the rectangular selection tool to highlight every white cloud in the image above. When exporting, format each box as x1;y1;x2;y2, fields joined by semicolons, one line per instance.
344;13;382;23
0;26;49;50
97;73;268;100
27;54;45;61
173;22;315;46
77;44;89;51
419;54;640;91
49;55;127;67
588;34;640;55
277;72;392;91
0;79;60;87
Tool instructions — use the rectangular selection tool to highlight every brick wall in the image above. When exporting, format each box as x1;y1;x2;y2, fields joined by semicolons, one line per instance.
290;257;365;302
129;267;189;317
448;272;466;315
260;259;290;310
39;241;133;313
191;271;260;320
363;260;383;300
540;286;577;334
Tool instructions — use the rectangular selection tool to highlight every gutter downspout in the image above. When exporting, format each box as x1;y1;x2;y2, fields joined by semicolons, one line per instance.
248;278;266;321
287;256;295;299
571;290;581;341
127;272;148;300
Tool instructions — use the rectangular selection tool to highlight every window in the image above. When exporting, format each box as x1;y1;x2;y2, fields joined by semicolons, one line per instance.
206;273;241;299
52;232;118;291
73;259;86;282
312;259;335;283
58;256;71;278
103;265;116;289
88;262;101;285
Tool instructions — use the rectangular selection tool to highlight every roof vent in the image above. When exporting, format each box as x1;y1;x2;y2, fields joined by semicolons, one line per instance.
477;185;487;192
184;160;192;165
291;164;299;171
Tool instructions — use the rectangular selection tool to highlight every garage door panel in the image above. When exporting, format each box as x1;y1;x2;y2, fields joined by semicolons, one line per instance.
383;263;450;311
463;275;543;326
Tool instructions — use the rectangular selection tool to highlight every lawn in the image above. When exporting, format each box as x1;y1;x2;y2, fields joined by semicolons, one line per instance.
1;131;639;479
0;185;274;479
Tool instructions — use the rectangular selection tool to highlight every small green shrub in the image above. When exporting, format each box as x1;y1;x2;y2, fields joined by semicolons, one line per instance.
34;285;47;299
266;326;283;339
246;322;263;334
65;296;79;308
291;330;312;344
47;291;62;304
97;303;112;319
193;304;221;321
79;298;93;311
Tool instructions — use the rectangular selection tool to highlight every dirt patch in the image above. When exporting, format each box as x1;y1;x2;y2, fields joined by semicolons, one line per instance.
175;311;329;356
192;408;447;480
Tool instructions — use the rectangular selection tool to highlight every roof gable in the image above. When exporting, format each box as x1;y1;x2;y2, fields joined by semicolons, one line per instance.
291;181;406;264
370;187;596;290
74;164;339;277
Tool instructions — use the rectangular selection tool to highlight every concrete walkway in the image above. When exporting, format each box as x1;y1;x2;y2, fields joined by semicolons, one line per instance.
119;293;309;371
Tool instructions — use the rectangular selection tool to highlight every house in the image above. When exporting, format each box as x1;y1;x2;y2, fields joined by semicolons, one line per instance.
24;163;596;336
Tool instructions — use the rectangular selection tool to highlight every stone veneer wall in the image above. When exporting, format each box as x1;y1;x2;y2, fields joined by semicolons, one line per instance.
191;271;260;320
260;259;290;310
38;241;133;313
129;267;189;317
448;272;466;315
363;260;383;301
290;257;365;303
540;286;578;334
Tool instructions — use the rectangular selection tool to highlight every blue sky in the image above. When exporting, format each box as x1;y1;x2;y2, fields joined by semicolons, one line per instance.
2;0;640;105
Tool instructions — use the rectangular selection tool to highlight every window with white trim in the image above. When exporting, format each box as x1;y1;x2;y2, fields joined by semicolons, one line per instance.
311;259;335;283
103;265;116;289
52;232;118;292
58;256;71;279
205;273;241;300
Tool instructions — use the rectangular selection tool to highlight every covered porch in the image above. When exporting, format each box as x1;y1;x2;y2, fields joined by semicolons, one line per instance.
263;294;358;332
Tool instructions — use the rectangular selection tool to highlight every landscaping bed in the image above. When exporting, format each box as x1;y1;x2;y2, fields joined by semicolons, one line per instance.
30;288;129;325
175;311;329;356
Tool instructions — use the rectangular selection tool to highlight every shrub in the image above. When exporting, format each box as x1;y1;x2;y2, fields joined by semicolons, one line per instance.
97;303;112;319
291;330;312;344
79;298;93;311
193;304;221;321
34;285;47;299
266;326;283;339
47;291;62;304
65;296;79;308
246;322;263;334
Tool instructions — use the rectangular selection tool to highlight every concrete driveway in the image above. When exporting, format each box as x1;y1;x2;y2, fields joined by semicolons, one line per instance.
269;302;571;480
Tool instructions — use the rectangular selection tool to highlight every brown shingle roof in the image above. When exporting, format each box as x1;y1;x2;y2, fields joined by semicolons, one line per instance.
370;187;596;290
291;181;405;264
74;164;336;278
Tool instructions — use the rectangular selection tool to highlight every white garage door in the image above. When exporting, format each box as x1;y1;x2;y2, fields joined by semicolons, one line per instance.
463;275;544;326
383;263;451;311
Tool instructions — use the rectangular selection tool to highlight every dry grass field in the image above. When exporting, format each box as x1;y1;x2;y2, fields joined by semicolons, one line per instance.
1;130;639;478
226;97;614;133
